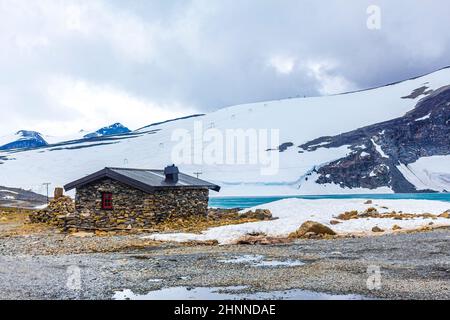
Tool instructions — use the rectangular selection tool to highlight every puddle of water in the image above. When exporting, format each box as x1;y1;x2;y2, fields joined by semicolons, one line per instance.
218;255;304;267
113;286;366;300
218;254;264;264
254;260;304;267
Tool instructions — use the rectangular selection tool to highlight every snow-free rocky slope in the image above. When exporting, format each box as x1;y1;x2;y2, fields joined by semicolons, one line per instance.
0;67;449;195
0;185;47;207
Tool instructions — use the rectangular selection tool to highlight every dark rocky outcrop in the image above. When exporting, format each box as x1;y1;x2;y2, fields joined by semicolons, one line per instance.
83;123;131;139
278;142;294;152
0;130;48;151
299;86;450;193
0;185;48;207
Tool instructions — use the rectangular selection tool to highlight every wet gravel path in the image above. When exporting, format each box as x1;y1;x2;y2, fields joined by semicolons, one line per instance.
0;229;449;300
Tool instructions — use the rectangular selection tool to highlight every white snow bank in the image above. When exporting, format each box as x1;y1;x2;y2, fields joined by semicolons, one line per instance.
415;113;431;121
398;156;450;192
144;198;450;244
371;139;389;158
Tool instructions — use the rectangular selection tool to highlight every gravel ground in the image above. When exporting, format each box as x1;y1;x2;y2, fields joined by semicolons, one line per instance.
0;227;449;300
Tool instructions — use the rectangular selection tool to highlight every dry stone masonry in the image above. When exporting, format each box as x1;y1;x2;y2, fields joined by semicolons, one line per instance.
30;165;221;230
73;179;209;229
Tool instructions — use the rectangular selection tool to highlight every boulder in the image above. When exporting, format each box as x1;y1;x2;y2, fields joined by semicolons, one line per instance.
372;226;384;233
289;221;336;239
364;200;373;204
438;212;450;219
392;225;402;231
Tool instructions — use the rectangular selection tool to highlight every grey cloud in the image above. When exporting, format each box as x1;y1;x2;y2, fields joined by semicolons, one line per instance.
0;0;450;134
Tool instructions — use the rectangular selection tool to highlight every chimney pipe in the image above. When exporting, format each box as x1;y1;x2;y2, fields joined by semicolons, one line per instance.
164;164;179;183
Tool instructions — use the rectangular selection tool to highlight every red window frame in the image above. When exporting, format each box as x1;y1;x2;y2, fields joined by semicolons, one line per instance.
102;192;113;210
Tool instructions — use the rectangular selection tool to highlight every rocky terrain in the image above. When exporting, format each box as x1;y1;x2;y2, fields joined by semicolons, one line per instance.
0;186;47;208
0;224;448;299
300;85;450;192
1;206;449;300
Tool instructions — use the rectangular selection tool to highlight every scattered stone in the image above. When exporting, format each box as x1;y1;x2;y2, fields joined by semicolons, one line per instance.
364;200;373;204
182;240;219;246
239;209;272;221
366;207;378;213
392;225;402;231
428;222;434;226
288;221;336;239
372;226;384;233
235;235;290;245
330;220;341;225
336;210;358;220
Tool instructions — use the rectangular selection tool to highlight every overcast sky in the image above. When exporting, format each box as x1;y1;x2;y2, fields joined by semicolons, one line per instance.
1;0;450;136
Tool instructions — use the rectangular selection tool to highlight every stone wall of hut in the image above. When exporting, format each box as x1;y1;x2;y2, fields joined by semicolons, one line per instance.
70;178;209;229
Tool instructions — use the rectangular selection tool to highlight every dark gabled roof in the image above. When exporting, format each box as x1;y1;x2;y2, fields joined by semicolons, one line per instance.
64;167;221;193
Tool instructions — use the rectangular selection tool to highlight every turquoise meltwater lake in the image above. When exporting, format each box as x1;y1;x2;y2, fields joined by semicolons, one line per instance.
209;193;450;209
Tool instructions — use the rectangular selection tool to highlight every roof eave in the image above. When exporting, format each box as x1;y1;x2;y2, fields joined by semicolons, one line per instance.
64;168;156;194
64;167;221;193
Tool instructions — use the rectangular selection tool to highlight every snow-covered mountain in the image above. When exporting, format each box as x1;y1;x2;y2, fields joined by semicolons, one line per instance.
0;130;48;151
3;123;131;147
83;123;131;139
0;67;449;196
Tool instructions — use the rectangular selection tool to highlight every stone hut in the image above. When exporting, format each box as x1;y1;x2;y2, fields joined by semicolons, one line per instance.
63;165;220;229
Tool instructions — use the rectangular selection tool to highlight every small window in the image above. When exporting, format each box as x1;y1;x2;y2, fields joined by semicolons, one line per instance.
102;193;113;210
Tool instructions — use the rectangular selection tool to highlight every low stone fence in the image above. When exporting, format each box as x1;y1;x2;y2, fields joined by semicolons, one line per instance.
29;196;273;231
29;196;75;227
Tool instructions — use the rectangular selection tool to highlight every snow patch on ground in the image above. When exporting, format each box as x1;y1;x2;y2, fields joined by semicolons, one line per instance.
371;139;389;158
145;198;450;244
415;113;431;121
0;190;19;194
